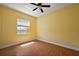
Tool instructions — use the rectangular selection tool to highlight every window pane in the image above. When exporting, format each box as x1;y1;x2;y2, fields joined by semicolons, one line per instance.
17;18;30;35
17;18;30;26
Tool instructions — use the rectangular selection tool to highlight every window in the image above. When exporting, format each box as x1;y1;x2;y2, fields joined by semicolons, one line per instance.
17;18;30;35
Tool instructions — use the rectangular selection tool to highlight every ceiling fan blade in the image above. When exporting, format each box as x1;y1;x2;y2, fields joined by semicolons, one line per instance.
40;8;43;13
42;5;50;7
33;7;38;11
38;3;42;6
30;3;38;6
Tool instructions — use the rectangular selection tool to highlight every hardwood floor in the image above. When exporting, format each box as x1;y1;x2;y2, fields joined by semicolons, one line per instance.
0;40;79;56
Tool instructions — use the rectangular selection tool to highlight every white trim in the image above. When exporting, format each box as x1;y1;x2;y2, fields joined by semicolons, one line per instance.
38;37;79;51
0;37;79;51
0;39;36;49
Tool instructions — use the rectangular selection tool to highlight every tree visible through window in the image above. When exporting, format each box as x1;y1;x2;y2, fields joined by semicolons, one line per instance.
17;18;30;35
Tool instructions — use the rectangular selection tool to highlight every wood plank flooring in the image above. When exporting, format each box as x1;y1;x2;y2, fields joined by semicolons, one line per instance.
0;40;79;56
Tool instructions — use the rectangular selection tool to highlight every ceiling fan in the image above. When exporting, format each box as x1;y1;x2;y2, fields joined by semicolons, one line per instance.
30;3;50;13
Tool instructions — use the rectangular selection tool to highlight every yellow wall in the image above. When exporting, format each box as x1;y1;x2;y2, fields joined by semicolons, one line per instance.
0;5;2;41
0;6;1;39
0;5;1;38
0;5;37;46
37;4;79;48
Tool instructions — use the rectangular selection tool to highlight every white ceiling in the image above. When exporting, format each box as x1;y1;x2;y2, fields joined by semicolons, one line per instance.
2;3;71;17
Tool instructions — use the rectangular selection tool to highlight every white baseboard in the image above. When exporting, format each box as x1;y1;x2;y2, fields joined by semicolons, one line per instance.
0;37;79;52
0;39;36;49
38;37;79;51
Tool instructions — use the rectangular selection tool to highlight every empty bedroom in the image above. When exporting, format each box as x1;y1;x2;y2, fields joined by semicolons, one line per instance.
0;3;79;56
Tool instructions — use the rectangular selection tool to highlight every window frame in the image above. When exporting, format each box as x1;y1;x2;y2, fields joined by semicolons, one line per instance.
17;18;30;35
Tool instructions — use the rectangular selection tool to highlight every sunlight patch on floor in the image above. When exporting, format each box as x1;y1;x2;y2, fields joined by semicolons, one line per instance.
20;42;35;47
